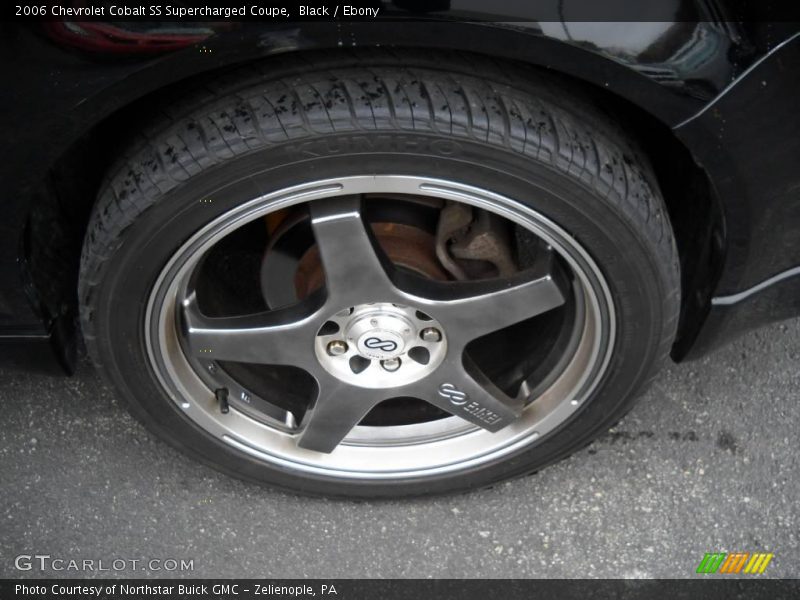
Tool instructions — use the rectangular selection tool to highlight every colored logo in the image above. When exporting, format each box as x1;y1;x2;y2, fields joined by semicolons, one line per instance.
696;552;773;574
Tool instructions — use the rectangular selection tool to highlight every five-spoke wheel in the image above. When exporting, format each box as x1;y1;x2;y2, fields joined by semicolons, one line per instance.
180;194;569;453
144;176;614;479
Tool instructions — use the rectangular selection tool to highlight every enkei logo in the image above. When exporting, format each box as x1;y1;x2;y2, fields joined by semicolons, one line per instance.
363;337;399;353
438;383;468;405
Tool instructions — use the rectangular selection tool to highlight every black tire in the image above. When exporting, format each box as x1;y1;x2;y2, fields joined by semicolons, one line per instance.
79;50;679;498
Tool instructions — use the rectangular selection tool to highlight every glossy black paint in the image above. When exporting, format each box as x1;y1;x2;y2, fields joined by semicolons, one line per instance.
673;31;800;357
0;4;798;371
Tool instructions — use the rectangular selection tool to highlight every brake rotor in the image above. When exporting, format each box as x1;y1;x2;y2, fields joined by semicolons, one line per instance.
260;212;449;308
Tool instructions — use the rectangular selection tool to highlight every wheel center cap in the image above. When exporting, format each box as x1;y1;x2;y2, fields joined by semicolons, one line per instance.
348;312;412;360
314;302;447;388
356;329;405;359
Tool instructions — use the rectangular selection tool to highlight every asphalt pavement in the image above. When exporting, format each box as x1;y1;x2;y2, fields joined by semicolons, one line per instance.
1;318;798;579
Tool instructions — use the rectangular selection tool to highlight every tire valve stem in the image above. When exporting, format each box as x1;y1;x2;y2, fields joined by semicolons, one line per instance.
215;388;230;414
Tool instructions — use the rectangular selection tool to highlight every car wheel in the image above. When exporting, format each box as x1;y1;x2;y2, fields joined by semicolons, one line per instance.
79;52;679;497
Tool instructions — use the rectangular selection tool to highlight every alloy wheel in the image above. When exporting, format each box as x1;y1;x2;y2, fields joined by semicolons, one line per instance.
145;175;614;479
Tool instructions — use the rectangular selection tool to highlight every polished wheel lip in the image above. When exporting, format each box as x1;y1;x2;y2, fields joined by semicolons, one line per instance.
145;175;615;479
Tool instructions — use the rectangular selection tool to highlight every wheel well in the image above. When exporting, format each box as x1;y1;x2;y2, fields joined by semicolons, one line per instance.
29;48;723;362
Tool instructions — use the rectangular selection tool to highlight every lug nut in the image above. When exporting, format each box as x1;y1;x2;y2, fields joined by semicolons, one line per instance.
381;358;401;372
420;327;442;342
326;340;348;356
